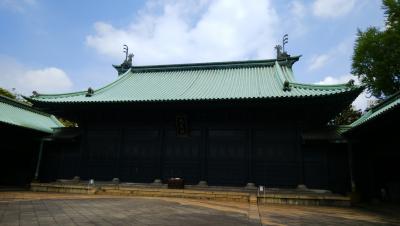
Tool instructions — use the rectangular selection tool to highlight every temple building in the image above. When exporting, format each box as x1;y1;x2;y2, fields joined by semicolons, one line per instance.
26;54;363;194
0;95;63;186
342;91;400;202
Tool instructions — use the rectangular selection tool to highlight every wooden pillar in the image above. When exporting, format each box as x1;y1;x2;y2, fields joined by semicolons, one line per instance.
367;144;376;198
33;139;44;181
246;128;255;187
77;126;86;179
34;138;52;181
113;127;123;180
297;122;305;187
198;127;208;186
347;141;356;192
78;122;89;180
158;127;165;181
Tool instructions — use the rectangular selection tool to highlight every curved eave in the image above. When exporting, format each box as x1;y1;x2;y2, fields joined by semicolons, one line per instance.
0;120;56;133
27;69;133;100
344;94;400;134
26;87;362;104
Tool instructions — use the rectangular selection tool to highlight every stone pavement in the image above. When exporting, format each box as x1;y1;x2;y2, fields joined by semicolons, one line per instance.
259;204;400;225
1;191;400;226
0;191;257;226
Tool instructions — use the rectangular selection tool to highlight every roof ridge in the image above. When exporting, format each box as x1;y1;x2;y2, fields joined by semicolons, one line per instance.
131;56;301;73
26;90;86;98
273;61;286;85
27;68;133;99
91;68;133;96
290;82;361;90
370;90;400;112
346;91;400;132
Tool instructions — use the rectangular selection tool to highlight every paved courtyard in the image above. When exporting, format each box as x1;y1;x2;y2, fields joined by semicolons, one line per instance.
0;191;399;226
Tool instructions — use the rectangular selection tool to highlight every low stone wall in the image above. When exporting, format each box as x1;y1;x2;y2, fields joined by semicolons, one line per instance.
257;193;351;206
30;183;351;206
99;185;250;202
31;183;98;195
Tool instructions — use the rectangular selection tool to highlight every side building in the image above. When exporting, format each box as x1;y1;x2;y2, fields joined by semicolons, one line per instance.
343;91;400;202
27;56;362;194
0;95;64;186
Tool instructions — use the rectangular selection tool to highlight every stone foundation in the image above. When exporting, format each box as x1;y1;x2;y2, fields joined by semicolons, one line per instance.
30;182;351;206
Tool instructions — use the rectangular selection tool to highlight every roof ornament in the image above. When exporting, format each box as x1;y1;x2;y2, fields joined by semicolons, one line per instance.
275;34;291;60
123;44;134;67
113;45;134;76
283;80;291;92
85;87;94;97
282;34;288;53
123;44;129;61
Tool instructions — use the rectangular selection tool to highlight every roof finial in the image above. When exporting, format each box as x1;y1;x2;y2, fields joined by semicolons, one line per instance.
275;34;290;59
122;44;134;67
123;44;129;61
282;34;288;53
113;45;134;76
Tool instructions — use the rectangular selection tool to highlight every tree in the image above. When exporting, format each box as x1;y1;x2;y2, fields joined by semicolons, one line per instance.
352;0;400;99
330;105;362;125
0;87;16;99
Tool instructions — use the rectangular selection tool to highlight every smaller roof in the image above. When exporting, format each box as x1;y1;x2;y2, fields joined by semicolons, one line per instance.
0;95;64;133
344;91;400;133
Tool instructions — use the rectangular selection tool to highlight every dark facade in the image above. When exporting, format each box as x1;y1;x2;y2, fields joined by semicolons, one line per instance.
344;95;400;202
39;98;353;194
0;124;42;186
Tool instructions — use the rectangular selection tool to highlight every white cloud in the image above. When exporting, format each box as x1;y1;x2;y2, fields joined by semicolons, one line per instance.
352;92;376;111
308;37;353;71
316;74;374;111
312;0;357;18
86;0;279;65
18;68;72;94
0;55;73;95
290;1;306;18
0;0;36;12
308;54;330;71
316;74;354;85
287;1;308;37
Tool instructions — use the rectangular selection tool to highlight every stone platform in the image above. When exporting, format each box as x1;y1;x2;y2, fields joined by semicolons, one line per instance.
30;181;351;207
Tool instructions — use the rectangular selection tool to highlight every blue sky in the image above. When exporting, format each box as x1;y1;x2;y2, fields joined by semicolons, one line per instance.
0;0;383;109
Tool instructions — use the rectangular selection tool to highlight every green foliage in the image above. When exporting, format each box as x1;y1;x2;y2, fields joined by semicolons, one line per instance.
352;0;400;99
383;0;400;30
330;105;362;126
0;87;16;99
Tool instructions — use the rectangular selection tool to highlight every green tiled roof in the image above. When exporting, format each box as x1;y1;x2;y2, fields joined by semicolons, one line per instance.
0;95;64;133
27;57;361;103
346;91;400;132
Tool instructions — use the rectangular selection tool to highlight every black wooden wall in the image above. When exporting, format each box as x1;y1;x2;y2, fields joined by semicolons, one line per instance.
39;103;352;194
0;124;42;186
